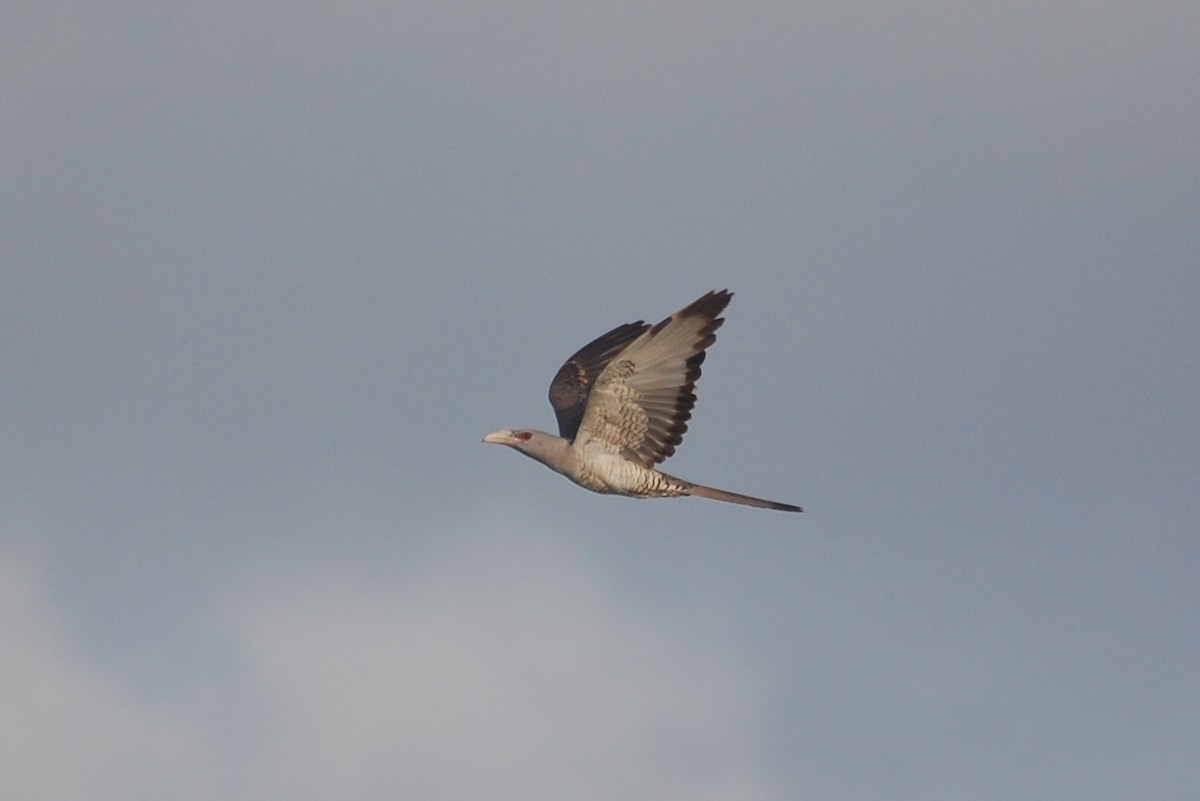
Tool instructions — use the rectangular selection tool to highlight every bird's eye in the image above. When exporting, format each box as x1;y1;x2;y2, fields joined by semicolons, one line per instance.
516;431;532;440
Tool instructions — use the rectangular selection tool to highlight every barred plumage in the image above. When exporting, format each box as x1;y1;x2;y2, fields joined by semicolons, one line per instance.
484;291;802;513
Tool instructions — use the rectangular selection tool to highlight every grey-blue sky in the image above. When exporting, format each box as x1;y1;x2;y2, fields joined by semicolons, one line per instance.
2;2;1198;800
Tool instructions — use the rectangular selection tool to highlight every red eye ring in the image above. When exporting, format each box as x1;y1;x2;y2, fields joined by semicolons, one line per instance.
516;431;533;441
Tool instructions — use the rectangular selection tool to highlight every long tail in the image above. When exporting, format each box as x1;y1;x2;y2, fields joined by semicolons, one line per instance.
662;472;802;513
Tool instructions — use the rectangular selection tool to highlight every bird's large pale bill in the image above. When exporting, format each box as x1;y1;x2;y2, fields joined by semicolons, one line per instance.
482;430;515;445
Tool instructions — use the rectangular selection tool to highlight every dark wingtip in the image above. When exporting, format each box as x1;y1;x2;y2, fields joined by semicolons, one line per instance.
678;289;733;320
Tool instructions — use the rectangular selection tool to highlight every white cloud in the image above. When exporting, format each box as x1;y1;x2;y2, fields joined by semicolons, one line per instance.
0;560;210;801
0;524;764;801
223;526;763;801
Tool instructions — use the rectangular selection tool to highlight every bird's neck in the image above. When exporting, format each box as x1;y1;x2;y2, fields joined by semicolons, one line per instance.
516;431;577;477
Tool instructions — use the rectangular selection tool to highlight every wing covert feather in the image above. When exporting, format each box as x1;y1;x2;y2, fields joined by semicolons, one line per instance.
574;290;732;466
548;320;650;441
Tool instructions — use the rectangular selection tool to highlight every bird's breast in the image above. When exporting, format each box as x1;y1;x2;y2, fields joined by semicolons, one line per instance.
571;448;684;498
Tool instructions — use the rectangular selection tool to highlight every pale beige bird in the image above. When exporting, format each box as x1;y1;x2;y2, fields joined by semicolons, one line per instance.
483;290;802;512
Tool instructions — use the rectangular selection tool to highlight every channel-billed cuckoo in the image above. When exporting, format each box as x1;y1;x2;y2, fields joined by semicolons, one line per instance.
483;290;802;512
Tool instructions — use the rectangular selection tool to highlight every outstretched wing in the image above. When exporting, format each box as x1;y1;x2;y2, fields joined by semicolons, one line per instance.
573;290;732;467
548;319;650;441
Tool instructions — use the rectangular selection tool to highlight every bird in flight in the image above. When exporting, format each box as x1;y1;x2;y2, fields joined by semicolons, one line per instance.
483;290;802;512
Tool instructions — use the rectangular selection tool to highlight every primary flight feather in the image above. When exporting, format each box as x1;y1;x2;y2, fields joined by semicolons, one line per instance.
483;290;802;512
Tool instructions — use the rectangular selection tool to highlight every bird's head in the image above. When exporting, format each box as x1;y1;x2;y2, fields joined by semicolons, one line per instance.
482;429;571;470
482;429;535;448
